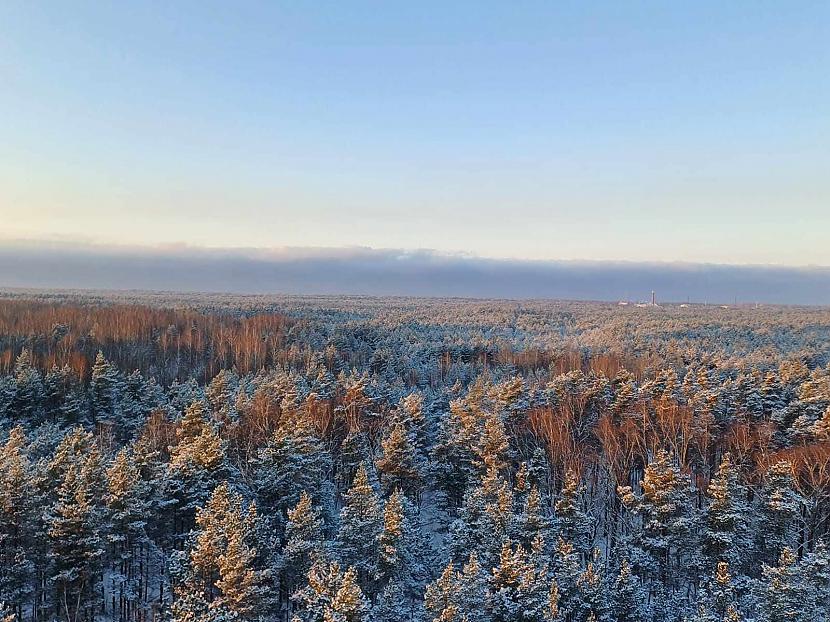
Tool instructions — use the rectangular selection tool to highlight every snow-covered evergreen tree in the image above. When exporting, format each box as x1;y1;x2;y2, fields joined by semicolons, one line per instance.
757;461;802;564
46;431;106;622
0;427;34;620
89;351;123;430
554;469;592;560
336;464;382;594
704;454;750;572
376;422;425;499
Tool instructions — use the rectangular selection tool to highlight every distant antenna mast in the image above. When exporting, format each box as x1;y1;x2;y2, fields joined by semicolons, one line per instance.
652;290;656;306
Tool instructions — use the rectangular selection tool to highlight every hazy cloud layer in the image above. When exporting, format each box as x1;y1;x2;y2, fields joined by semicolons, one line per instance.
1;241;829;305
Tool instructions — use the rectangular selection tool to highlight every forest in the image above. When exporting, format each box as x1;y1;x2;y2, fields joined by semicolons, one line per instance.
0;290;829;622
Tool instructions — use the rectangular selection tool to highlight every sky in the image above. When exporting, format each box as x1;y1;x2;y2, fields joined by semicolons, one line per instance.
1;2;829;300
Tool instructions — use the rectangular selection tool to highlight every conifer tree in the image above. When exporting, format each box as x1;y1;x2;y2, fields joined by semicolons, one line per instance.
0;427;34;620
473;410;510;475
292;560;345;622
431;399;481;509
515;485;553;553
704;454;750;571
11;349;44;424
292;561;369;622
552;539;582;622
575;562;610;622
456;553;490;622
0;377;16;426
812;405;830;441
89;351;123;429
44;364;88;427
555;470;592;560
618;450;698;591
336;432;373;494
47;437;106;622
424;563;461;622
166;401;228;535
397;392;429;460
762;373;784;419
326;567;370;622
376;421;425;500
175;482;268;622
799;540;830;615
105;448;151;622
612;370;638;416
254;422;331;521
756;548;812;622
283;492;327;596
449;466;514;568
377;489;407;586
205;369;241;423
757;461;802;564
692;562;743;622
610;561;646;622
373;580;418;622
336;464;382;594
489;539;550;622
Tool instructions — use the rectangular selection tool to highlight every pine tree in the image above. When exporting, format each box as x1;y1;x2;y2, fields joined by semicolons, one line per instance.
283;492;327;595
694;562;741;622
0;377;16;426
326;567;370;622
89;351;123;429
612;370;638;416
757;548;812;622
169;580;210;622
812;405;830;441
799;540;830;616
575;562;610;622
757;461;802;564
292;562;369;622
44;364;88;427
46;435;106;622
176;483;269;622
376;422;425;500
336;432;373;494
456;553;490;622
552;538;582;622
424;563;461;622
489;539;550;622
254;422;331;521
431;399;481;510
377;489;407;586
515;485;553;553
105;448;150;622
554;470;592;560
336;464;382;594
618;449;698;591
205;369;241;424
0;427;35;620
373;579;419;622
762;372;784;419
11;349;44;424
120;370;163;439
473;410;510;475
166;401;228;536
449;466;514;568
397;392;429;460
704;454;750;571
610;560;646;622
292;560;345;622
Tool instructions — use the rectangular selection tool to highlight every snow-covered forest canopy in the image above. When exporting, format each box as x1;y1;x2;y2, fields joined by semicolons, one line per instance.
1;290;829;622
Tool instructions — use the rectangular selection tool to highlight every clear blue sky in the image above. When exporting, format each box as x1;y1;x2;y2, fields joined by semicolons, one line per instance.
1;2;828;265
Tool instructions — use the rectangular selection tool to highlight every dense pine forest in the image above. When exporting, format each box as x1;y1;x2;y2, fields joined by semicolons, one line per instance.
1;290;829;622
